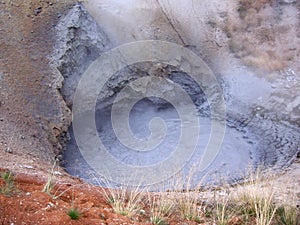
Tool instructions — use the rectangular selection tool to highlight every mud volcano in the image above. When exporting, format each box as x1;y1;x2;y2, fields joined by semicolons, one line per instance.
53;4;300;188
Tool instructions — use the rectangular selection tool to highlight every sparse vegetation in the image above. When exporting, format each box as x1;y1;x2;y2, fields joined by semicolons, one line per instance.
0;171;15;195
92;168;300;224
214;197;232;225
42;161;75;200
238;0;275;17
176;191;205;222
162;171;205;222
150;216;169;225
67;208;81;220
42;161;57;195
100;184;145;217
276;205;298;225
0;167;299;224
225;0;289;73
148;193;174;224
232;168;278;225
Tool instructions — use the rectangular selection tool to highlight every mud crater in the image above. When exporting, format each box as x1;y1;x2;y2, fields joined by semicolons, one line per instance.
53;4;300;187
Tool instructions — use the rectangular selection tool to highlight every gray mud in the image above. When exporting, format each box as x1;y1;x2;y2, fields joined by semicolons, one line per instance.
55;4;300;188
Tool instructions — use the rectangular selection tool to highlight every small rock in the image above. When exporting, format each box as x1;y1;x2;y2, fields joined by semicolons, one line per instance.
53;171;62;176
24;165;34;169
256;106;262;111
47;202;55;208
100;213;106;219
26;192;31;196
34;7;42;16
5;147;12;153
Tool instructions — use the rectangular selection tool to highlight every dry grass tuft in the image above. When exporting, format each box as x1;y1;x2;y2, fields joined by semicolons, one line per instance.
176;191;205;222
99;179;145;217
0;171;15;195
276;205;298;225
148;192;174;224
93;168;299;224
233;168;278;225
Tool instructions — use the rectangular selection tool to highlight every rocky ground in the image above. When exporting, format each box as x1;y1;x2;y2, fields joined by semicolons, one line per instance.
0;0;299;224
